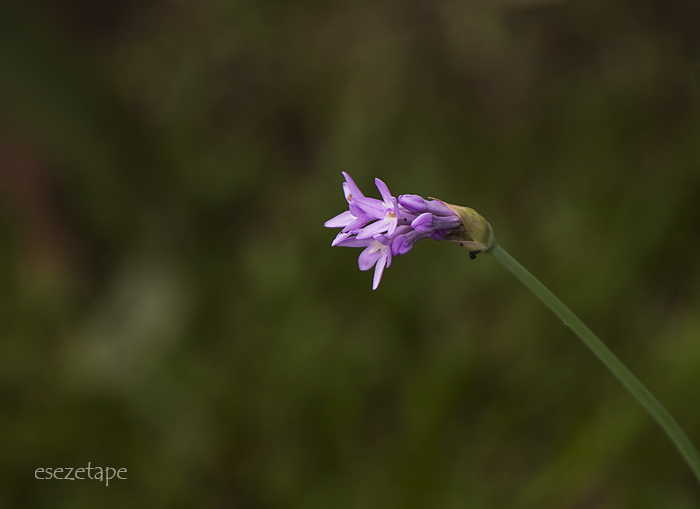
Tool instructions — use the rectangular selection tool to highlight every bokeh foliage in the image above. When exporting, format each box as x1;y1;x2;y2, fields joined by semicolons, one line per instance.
1;0;700;507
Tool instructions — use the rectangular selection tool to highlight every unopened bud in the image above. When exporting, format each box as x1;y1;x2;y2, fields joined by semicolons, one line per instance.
441;202;496;254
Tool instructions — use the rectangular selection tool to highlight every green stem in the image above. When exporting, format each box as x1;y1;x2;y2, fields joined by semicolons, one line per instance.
487;242;700;484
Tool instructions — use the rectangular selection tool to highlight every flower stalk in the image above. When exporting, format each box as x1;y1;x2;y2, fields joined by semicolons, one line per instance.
487;242;700;485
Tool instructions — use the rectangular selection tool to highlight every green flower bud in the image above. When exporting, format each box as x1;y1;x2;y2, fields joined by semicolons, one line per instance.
441;202;496;255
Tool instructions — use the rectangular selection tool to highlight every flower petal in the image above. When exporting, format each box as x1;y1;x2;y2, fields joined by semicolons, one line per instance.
384;214;398;236
342;172;364;200
424;198;455;217
335;236;373;248
324;210;355;228
372;251;389;290
352;196;386;219
411;213;434;233
374;178;393;204
357;241;387;271
356;219;390;239
331;230;352;246
391;234;411;255
398;194;427;213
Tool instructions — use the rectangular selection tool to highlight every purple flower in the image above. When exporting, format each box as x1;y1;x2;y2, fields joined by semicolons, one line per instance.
352;178;400;240
324;172;375;246
325;173;465;289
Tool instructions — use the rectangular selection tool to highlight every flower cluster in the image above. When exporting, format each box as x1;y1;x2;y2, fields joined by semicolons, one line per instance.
324;172;464;289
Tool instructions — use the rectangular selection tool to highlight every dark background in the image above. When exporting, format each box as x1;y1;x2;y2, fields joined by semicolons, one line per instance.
1;0;700;507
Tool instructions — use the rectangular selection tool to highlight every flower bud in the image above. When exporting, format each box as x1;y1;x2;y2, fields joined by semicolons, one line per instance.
441;202;496;254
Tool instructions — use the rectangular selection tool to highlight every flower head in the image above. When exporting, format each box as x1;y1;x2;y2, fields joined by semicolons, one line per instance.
325;173;493;289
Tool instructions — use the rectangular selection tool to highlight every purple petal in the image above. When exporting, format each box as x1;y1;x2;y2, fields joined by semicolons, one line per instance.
356;219;391;239
347;202;369;219
391;234;412;256
385;218;398;237
372;251;389;290
396;207;418;226
399;195;456;217
342;172;364;201
424;199;456;217
391;229;429;255
374;178;393;204
430;214;462;230
331;230;351;246
429;229;451;241
389;197;400;225
358;243;383;271
411;213;434;233
335;236;374;248
398;194;427;213
324;210;355;228
352;196;387;219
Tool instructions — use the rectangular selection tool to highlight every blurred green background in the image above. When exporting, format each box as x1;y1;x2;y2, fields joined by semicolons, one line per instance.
1;0;700;507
